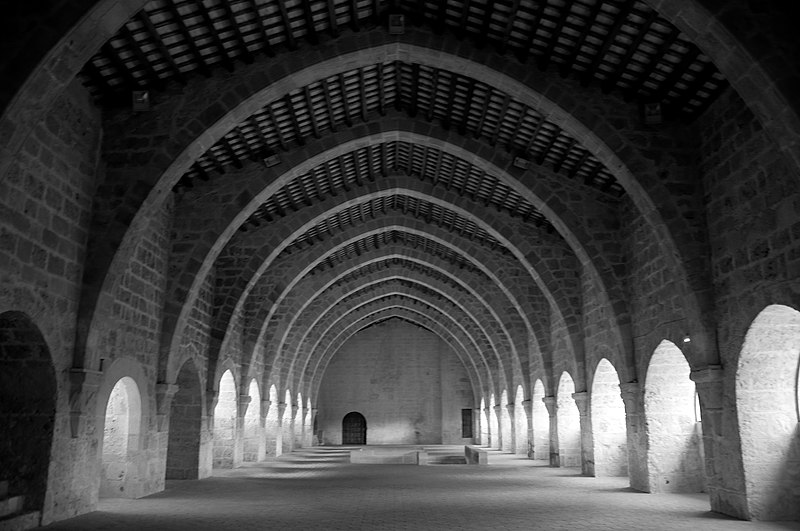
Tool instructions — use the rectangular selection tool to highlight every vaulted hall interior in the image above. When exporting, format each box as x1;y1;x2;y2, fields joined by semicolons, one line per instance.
1;0;799;528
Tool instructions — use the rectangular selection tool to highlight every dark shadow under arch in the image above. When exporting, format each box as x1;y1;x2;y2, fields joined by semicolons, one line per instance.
0;311;56;513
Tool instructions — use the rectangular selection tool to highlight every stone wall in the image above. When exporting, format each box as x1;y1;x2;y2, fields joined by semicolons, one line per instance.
317;319;473;445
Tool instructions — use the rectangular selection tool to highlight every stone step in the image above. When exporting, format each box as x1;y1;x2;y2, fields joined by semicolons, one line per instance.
0;497;23;520
0;510;40;531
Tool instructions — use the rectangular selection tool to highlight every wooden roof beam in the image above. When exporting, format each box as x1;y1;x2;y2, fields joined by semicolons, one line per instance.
220;0;254;64
338;73;354;126
277;0;298;50
560;1;604;78
136;12;185;84
165;1;212;77
244;0;275;57
191;0;235;71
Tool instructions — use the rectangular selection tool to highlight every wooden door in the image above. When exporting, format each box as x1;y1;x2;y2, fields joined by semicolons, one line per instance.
342;412;366;444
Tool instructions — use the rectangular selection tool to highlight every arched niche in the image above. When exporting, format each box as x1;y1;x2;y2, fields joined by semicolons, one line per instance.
0;311;56;515
213;370;237;469
242;379;262;462
166;360;203;480
736;304;800;520
532;379;549;460
643;340;705;493
500;389;513;452
590;358;628;477
514;385;529;456
342;412;367;445
99;376;142;498
557;372;581;467
265;385;281;456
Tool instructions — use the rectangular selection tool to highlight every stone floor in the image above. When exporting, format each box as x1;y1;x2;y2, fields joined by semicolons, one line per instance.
43;447;799;530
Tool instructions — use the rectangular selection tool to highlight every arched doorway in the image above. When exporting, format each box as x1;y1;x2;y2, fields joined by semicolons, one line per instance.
532;379;549;460
342;412;367;445
591;359;628;477
643;340;705;493
212;370;237;469
166;360;203;479
242;379;262;462
0;311;56;516
100;376;142;497
557;372;581;467
736;304;800;520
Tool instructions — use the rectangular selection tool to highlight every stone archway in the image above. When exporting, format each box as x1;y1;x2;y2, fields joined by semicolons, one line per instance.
644;340;705;493
489;394;500;449
99;376;142;497
242;379;262;462
591;359;628;477
556;372;581;468
213;370;237;469
166;360;203;480
532;379;549;460
0;311;56;516
736;304;800;520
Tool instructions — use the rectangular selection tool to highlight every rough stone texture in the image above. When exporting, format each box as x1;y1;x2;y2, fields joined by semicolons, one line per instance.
318;320;473;445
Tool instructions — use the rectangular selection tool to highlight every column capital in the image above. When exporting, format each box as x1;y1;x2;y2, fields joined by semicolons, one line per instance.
571;391;589;416
542;395;556;415
690;364;723;385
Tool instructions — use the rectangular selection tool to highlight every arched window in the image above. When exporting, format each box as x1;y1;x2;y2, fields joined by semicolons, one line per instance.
556;372;581;467
212;370;237;469
591;359;627;477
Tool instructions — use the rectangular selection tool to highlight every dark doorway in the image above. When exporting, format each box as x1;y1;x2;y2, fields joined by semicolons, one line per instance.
342;412;367;444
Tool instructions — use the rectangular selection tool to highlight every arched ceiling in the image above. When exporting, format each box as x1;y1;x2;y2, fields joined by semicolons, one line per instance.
72;0;736;400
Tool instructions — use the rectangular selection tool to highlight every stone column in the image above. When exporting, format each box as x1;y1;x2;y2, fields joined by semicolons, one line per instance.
619;382;646;491
258;398;270;460
522;398;533;458
543;396;558;467
572;391;593;476
483;406;492;447
276;402;286;457
68;368;102;438
690;365;738;515
295;405;306;448
309;407;318;446
493;404;503;449
473;408;481;445
505;402;516;453
235;394;251;466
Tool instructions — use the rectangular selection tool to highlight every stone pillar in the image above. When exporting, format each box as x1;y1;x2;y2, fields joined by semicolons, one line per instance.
493;404;503;449
69;368;102;438
310;407;319;446
295;405;306;448
276;402;286;457
690;365;739;516
522;399;533;458
572;391;593;476
620;382;646;491
543;396;558;467
505;403;516;453
473;408;481;445
483;406;493;447
235;394;251;466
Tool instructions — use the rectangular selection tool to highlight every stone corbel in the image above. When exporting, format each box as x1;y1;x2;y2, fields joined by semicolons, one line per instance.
68;367;102;438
